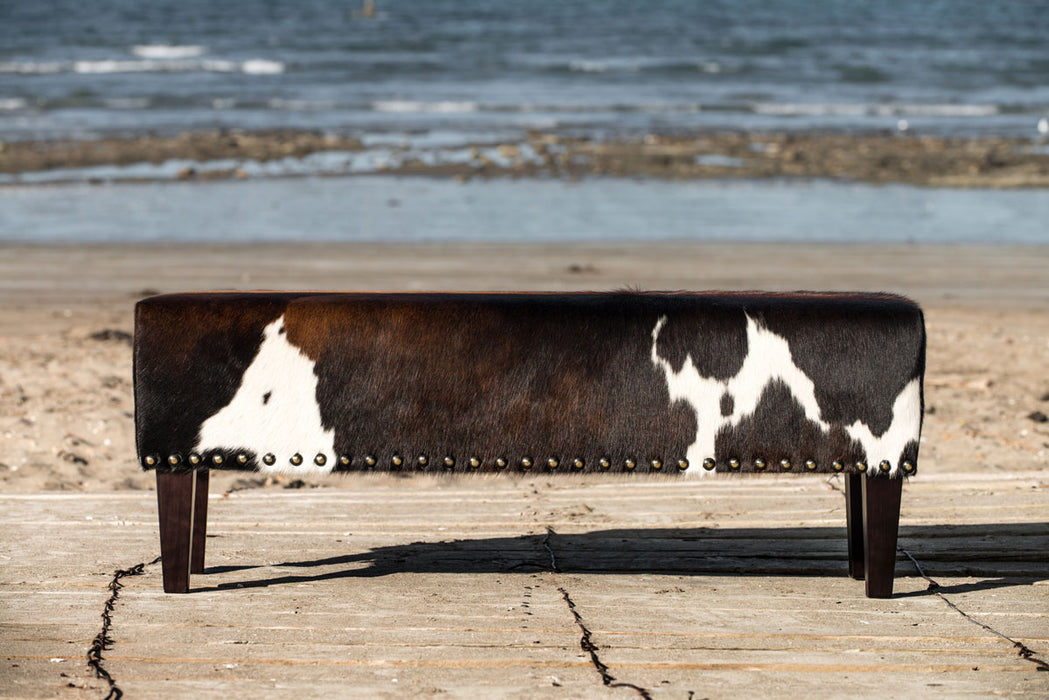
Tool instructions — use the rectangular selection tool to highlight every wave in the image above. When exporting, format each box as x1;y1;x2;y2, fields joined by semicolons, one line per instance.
752;103;1000;118
131;45;206;59
552;58;728;74
0;59;284;75
0;98;29;111
0;61;66;74
242;59;284;75
372;100;479;113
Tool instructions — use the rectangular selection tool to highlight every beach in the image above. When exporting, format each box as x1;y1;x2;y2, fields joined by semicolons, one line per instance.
2;242;1047;494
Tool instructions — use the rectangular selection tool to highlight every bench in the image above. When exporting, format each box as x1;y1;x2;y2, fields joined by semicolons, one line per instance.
134;291;926;598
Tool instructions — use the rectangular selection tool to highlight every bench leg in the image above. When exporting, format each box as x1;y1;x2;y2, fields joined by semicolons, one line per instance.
191;470;209;574
861;476;903;599
844;473;865;579
156;471;206;593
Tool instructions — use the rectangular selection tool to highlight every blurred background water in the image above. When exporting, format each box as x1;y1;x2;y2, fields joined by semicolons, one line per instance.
2;0;1047;142
1;0;1047;244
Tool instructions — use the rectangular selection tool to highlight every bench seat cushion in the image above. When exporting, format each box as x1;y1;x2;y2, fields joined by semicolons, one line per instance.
133;291;925;478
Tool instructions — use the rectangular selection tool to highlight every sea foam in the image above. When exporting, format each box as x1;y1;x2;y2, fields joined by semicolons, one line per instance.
372;100;479;113
131;45;206;59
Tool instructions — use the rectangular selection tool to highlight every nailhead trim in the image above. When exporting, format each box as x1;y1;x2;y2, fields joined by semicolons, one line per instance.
191;447;906;476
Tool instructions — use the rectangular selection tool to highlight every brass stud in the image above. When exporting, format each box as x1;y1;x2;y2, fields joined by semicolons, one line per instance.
188;453;201;465
624;458;636;470
702;458;716;471
832;460;844;472
417;455;429;467
902;461;915;474
212;454;224;466
339;455;351;466
572;458;585;470
392;454;404;467
495;457;508;469
780;459;792;471
879;460;892;473
262;453;276;466
168;454;181;466
805;459;818;471
314;453;327;466
856;461;868;473
443;456;455;468
650;458;663;471
237;453;248;465
599;457;611;470
144;455;157;467
547;457;559;469
521;456;533;469
290;453;303;466
678;458;690;471
365;454;377;467
728;458;741;470
469;457;481;469
754;458;767;471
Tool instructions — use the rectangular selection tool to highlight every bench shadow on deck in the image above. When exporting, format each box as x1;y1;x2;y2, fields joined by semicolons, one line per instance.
193;523;1049;594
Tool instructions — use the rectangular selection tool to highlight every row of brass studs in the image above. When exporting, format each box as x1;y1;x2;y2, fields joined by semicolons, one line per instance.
145;453;915;475
143;453;690;471
702;457;915;474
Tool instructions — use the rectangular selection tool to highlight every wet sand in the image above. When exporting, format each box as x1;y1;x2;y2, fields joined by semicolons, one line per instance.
3;130;1049;187
1;242;1046;493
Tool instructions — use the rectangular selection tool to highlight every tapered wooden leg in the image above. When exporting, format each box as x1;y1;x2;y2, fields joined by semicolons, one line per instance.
156;471;197;593
191;470;209;575
862;476;903;599
845;473;865;579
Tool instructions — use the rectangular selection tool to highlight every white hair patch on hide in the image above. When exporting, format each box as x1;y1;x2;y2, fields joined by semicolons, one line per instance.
195;315;335;474
651;314;919;478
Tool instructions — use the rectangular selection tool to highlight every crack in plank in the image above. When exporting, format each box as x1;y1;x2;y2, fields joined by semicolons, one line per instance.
557;586;655;699
899;547;1049;672
87;556;159;700
542;526;655;699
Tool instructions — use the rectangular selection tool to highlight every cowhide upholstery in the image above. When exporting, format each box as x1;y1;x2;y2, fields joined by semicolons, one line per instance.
134;291;925;479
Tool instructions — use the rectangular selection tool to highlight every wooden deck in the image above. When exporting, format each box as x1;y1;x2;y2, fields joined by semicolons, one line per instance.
2;471;1047;698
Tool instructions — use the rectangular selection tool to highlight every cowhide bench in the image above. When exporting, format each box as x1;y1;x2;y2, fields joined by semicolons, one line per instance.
134;291;925;598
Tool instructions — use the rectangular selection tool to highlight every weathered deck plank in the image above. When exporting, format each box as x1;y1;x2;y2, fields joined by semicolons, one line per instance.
2;472;1047;698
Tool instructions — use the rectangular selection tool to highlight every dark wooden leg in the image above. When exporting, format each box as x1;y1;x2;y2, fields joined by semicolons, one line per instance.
156;471;197;593
191;470;209;575
862;476;903;599
845;473;865;579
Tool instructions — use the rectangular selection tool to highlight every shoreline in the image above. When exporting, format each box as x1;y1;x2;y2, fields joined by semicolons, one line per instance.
3;129;1049;188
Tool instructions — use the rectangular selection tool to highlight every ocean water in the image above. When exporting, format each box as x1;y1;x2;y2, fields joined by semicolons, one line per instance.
3;177;1047;244
2;0;1048;142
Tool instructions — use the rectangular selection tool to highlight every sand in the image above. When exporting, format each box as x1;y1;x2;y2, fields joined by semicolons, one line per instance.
1;242;1046;493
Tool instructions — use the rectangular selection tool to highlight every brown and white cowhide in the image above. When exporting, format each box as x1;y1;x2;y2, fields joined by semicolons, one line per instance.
134;292;925;478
